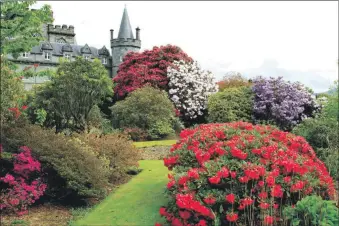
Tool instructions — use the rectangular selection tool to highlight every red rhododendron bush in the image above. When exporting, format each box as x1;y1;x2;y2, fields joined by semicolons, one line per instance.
0;145;46;216
113;45;193;99
158;122;335;226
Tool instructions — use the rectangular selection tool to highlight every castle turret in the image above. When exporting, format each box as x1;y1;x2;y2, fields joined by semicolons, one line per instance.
110;6;141;77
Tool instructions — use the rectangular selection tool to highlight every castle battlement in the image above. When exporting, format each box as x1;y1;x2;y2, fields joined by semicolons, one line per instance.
47;24;75;36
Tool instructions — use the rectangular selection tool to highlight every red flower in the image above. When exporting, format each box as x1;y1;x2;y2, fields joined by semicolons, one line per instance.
259;202;270;209
196;220;207;226
179;210;191;220
167;180;175;189
239;176;249;183
188;168;199;180
258;191;268;199
230;171;237;179
226;212;238;222
172;217;183;226
21;105;28;110
258;180;265;187
217;167;229;178
155;223;162;226
283;176;291;184
264;215;274;225
203;196;216;205
271;185;283;198
208;176;220;184
225;193;235;204
159;207;168;216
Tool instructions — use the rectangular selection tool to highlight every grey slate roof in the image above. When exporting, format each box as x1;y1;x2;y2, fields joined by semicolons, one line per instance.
117;7;134;39
31;42;110;57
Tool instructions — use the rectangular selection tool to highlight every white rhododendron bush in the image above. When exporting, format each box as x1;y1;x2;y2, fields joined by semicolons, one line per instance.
167;60;218;119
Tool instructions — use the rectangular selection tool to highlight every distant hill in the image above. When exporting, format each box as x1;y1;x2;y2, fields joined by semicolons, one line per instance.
315;88;337;96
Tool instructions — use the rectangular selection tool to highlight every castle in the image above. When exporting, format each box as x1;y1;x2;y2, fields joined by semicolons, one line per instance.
6;7;141;90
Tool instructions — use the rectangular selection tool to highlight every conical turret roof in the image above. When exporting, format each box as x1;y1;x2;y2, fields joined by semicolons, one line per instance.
117;6;134;39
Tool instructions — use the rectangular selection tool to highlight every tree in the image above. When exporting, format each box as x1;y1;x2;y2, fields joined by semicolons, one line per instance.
113;45;192;99
0;0;53;58
167;60;218;121
111;86;178;140
217;71;252;91
31;57;113;132
0;56;25;121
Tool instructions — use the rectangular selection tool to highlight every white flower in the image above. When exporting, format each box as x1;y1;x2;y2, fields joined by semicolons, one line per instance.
167;60;218;119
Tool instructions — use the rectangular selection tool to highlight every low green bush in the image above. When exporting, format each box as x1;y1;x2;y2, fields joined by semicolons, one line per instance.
207;86;253;123
81;133;141;184
283;195;338;226
111;86;179;140
1;119;109;201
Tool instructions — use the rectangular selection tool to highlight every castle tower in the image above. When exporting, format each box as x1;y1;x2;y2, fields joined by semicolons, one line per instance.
110;6;141;77
43;24;76;44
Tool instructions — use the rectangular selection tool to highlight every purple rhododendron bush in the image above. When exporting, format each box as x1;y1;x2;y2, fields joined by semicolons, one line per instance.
252;76;318;131
157;122;335;226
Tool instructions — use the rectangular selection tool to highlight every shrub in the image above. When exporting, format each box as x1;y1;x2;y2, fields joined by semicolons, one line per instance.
81;133;141;184
0;146;46;216
31;57;113;132
1;120;110;201
113;45;193;99
217;72;252;92
123;128;148;141
167;60;218;121
252;76;318;131
283;195;338;226
111;86;177;140
158;122;335;226
207;86;253;123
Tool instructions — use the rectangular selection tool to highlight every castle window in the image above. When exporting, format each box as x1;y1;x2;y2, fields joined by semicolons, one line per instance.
102;57;107;64
120;56;122;62
64;53;71;60
84;55;90;61
44;52;50;60
57;38;66;43
22;52;29;58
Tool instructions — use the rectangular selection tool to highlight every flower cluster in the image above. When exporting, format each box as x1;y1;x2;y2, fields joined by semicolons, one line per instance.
252;76;317;130
113;45;192;99
167;60;218;120
157;122;335;225
0;146;47;215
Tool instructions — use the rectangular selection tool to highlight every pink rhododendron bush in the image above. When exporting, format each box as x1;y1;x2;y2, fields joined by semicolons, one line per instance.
0;145;46;216
158;122;335;226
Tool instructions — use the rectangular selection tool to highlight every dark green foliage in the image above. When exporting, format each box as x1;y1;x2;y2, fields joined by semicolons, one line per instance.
207;86;253;123
293;83;338;181
0;0;53;58
111;86;178;140
283;195;338;226
30;57;113;133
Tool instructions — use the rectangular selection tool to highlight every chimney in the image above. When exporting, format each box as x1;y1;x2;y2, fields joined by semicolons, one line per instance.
110;29;114;40
136;27;140;40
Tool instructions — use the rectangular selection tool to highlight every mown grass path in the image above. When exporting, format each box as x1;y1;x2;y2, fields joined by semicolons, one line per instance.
74;160;168;226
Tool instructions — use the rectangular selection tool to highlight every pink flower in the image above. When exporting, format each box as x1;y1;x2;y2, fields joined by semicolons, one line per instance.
225;193;236;204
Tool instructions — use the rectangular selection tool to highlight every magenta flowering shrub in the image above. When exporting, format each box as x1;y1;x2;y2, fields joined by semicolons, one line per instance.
252;76;318;131
0;145;46;216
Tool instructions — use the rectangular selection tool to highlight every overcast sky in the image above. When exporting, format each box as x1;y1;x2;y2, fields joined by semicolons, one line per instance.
34;1;338;93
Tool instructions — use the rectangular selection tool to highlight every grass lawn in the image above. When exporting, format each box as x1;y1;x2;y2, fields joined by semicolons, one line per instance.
73;160;168;226
133;139;177;148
